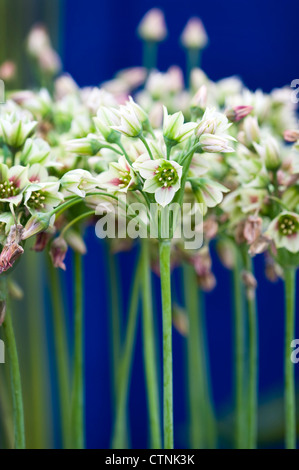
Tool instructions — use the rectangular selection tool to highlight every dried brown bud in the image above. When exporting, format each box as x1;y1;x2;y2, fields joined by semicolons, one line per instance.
248;235;271;256
198;272;217;292
0;225;24;275
172;304;189;337
49;237;68;271
243;215;262;245
203;217;218;240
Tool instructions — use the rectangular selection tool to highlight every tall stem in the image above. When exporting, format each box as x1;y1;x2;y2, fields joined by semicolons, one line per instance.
183;263;205;448
143;41;158;71
244;252;258;449
141;239;162;449
159;240;173;449
1;277;25;449
107;248;122;404
284;267;296;449
71;253;85;449
112;258;141;449
47;259;71;449
232;247;246;449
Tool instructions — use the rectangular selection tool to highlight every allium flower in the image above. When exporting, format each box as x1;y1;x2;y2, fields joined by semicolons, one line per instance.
0;112;37;149
65;135;104;156
22;212;54;240
21;138;51;164
137;8;167;42
226;105;253;122
199;134;234;153
98;155;138;192
181;17;208;50
192;178;229;214
24;181;63;214
163;107;197;145
49;237;68;271
196;107;232;137
239;115;260;146
254;136;281;171
0;164;28;206
93;107;121;143
60;169;98;197
133;156;182;207
111;101;143;138
266;211;299;253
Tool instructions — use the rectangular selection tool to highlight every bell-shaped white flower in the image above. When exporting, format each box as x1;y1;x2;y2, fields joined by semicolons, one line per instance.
133;155;182;207
0;112;37;149
163;106;197;145
266;212;299;254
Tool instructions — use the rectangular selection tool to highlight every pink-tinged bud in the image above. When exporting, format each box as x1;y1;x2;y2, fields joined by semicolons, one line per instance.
0;300;5;326
49;237;68;271
172;304;189;337
284;129;299;143
190;85;207;110
181;17;208;50
27;24;51;57
243;215;262;245
0;61;16;81
33;231;53;252
38;48;61;75
226;105;253;122
138;8;167;42
55;74;79;100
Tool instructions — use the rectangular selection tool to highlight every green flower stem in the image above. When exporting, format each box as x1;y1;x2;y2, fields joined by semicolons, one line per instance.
159;239;174;449
60;211;94;238
183;263;205;448
141;239;162;449
112;257;141;449
71;252;85;449
244;252;258;449
284;267;296;449
143;40;158;71
139;135;154;160
107;248;122;404
232;246;246;449
1;278;25;449
186;48;201;89
47;259;71;449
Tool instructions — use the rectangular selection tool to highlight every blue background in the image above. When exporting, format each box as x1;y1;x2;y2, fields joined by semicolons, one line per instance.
49;0;299;448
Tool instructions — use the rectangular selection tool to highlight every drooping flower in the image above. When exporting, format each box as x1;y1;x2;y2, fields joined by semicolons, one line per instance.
133;156;182;207
60;169;98;198
191;177;229;215
97;155;138;192
196;107;232;137
21;137;51;164
199;134;234;153
266;211;299;254
111;101;143;138
93;107;121;143
0;164;28;206
49;237;68;271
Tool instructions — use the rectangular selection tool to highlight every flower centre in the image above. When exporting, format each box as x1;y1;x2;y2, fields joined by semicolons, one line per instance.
0;181;18;198
28;191;46;209
118;171;131;188
278;215;299;236
155;166;177;188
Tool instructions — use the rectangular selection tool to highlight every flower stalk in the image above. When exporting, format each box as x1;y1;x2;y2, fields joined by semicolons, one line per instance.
284;267;296;449
159;239;173;449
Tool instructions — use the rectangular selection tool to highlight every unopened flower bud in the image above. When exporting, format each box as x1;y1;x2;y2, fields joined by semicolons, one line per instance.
64;229;87;255
226;105;253;122
198;272;216;292
22;213;54;240
190;85;207;112
242;116;260;145
248;235;271;256
181;17;208;50
216;239;235;269
0;61;16;81
138;9;167;42
49;237;68;271
65;136;103;156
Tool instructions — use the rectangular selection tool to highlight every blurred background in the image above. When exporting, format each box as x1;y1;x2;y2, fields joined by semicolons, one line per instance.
0;0;298;449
